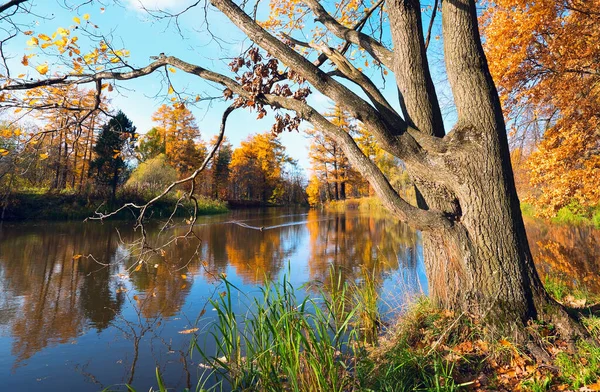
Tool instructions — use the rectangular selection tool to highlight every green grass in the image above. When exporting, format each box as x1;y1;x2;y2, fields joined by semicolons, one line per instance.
520;201;600;228
113;273;600;392
193;273;360;392
555;341;600;389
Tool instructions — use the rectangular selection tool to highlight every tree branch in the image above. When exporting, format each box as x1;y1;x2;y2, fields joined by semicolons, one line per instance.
0;0;27;14
303;0;394;69
209;0;419;160
266;93;452;231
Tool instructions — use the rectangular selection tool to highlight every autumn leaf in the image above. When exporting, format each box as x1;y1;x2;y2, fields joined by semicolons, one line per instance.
134;263;142;272
180;274;187;280
0;149;9;156
178;328;198;334
168;67;176;73
26;37;39;46
36;63;49;75
73;16;81;24
83;13;90;20
72;254;82;260
39;152;49;160
133;295;139;301
21;55;29;66
168;85;174;95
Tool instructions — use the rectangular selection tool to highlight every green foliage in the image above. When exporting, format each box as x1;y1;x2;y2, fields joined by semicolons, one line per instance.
195;274;359;392
552;203;589;226
0;190;227;221
126;154;178;195
543;275;570;301
520;375;553;392
136;127;165;162
89;111;136;198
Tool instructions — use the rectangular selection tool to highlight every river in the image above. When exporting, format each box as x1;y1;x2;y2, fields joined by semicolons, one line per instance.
0;208;598;391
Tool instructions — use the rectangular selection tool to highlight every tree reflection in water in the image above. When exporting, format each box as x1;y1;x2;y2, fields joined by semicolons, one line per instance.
0;212;597;390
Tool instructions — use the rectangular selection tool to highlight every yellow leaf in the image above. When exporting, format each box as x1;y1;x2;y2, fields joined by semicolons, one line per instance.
168;67;176;73
195;95;201;102
73;16;81;24
56;27;69;36
72;254;82;260
36;63;48;75
168;85;174;95
38;34;51;41
178;328;198;335
134;263;142;272
39;152;49;160
181;274;187;280
83;13;90;20
17;73;25;78
27;37;39;46
133;295;139;301
0;149;9;156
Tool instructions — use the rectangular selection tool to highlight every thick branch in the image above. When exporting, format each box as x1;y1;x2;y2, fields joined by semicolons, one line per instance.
267;94;452;231
0;0;27;14
210;0;418;159
387;0;445;137
442;0;504;132
312;42;403;130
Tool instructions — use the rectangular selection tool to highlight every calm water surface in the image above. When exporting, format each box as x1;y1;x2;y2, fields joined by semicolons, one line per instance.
0;209;598;391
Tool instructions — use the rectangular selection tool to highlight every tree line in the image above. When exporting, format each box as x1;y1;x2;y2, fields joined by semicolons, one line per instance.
1;92;307;205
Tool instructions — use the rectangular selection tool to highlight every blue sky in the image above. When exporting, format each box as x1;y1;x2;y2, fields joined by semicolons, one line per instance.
6;0;453;172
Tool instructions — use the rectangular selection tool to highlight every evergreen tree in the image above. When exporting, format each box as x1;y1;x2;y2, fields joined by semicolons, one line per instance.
89;111;136;199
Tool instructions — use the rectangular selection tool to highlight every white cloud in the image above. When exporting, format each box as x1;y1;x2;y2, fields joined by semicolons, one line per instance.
125;0;191;12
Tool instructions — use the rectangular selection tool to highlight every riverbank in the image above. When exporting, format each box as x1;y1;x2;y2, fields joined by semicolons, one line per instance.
0;191;228;221
521;202;600;229
145;273;600;392
322;196;600;229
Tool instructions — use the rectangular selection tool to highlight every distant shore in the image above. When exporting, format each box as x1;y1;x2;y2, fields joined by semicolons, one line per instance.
0;191;228;221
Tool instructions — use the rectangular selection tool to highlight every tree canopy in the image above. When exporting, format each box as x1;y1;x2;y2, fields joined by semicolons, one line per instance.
482;0;600;216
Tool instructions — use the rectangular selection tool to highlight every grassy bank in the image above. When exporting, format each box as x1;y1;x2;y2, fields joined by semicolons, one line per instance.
124;271;600;392
521;202;600;229
0;190;228;221
324;196;388;213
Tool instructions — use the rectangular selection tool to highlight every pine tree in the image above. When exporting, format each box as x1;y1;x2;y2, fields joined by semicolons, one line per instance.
89;111;136;199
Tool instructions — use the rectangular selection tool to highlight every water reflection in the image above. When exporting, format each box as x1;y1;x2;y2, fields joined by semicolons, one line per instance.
0;209;424;390
526;218;600;293
0;211;596;391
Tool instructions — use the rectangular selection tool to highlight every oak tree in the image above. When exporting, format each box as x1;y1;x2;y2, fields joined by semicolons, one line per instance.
0;0;586;337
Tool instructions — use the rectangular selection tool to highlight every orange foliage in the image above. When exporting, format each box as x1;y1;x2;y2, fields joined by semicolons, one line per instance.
482;0;600;216
150;103;206;177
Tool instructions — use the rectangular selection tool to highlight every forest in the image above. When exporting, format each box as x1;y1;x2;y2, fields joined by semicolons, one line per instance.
0;0;599;391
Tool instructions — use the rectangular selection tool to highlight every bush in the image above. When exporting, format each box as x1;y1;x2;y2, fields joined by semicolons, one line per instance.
126;154;178;195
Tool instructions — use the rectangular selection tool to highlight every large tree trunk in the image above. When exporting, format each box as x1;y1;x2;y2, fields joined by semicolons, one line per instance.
385;0;557;335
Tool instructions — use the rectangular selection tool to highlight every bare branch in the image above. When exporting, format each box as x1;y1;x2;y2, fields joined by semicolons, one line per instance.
424;0;439;51
0;0;27;14
303;0;394;69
